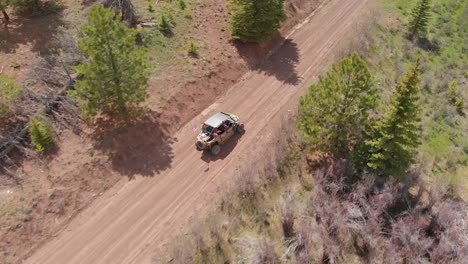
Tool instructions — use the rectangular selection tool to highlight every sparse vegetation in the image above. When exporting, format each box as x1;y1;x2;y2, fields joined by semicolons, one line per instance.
369;0;467;183
10;62;20;69
29;117;55;152
229;0;287;42
159;13;173;35
455;97;464;115
169;146;467;263
178;0;186;10
73;4;149;116
448;82;459;103
0;73;22;115
187;40;199;58
147;3;154;13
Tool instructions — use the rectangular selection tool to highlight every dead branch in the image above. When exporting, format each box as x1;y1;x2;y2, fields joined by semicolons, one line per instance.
0;165;23;185
0;74;79;165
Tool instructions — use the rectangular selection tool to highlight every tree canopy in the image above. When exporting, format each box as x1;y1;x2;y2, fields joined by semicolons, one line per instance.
408;0;432;38
73;4;148;116
298;53;377;155
229;0;287;43
365;61;422;178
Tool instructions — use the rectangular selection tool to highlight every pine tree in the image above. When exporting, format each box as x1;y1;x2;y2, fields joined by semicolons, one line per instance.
229;0;287;43
365;61;422;179
159;14;172;35
73;4;148;116
29;118;55;152
298;53;377;155
408;0;431;38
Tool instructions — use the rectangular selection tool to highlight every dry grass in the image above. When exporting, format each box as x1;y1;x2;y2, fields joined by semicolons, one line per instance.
166;126;467;264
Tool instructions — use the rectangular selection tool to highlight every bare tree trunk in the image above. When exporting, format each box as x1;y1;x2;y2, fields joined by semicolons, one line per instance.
99;0;138;26
1;9;9;24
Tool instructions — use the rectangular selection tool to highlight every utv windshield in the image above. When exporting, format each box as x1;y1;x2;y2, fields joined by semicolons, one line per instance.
202;124;215;133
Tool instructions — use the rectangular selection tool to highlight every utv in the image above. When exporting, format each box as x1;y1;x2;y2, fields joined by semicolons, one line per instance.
195;112;244;155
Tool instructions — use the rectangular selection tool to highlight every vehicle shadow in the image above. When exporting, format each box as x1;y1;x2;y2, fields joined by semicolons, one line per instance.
233;35;301;85
92;110;175;179
200;129;246;163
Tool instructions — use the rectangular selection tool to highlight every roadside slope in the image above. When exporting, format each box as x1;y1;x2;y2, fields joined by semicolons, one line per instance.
25;0;369;263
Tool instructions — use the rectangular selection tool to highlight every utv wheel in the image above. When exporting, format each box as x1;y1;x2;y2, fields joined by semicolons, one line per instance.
236;124;244;133
211;145;221;155
195;141;204;150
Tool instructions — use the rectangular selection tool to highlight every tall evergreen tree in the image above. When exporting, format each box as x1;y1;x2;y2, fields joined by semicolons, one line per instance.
229;0;287;43
298;53;377;155
73;4;148;116
408;0;431;38
365;61;422;178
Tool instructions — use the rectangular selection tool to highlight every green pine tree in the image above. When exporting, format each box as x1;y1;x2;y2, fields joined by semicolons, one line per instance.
159;14;173;35
229;0;287;43
73;4;148;116
29;118;55;152
408;0;431;38
298;53;377;155
365;61;422;179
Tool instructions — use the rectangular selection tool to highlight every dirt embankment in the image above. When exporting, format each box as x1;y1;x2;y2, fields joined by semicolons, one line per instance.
0;1;324;263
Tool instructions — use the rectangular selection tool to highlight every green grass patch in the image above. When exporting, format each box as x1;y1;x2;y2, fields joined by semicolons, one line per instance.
137;0;195;75
367;0;467;182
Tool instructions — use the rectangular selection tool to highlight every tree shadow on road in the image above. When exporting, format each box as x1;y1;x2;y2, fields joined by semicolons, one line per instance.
92;111;175;179
234;36;301;85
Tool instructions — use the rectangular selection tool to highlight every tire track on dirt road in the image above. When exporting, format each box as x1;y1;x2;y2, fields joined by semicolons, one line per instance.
25;0;369;263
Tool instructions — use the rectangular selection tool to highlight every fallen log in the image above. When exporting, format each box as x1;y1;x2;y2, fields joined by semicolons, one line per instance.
0;74;78;164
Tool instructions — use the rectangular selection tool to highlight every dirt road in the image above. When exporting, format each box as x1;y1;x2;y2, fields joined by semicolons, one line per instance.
26;0;369;263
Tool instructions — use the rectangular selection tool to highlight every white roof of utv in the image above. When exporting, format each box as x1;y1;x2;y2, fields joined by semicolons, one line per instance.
205;112;231;128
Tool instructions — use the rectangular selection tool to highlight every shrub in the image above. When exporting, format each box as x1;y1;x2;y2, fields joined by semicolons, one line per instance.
448;82;458;103
29;118;55;152
455;97;464;115
159;14;172;34
178;0;186;10
147;3;154;12
281;205;295;239
10;62;20;69
0;73;22;115
187;40;199;57
183;7;192;19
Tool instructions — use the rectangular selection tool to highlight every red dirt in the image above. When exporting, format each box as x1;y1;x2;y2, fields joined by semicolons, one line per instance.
21;0;370;263
153;0;326;133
